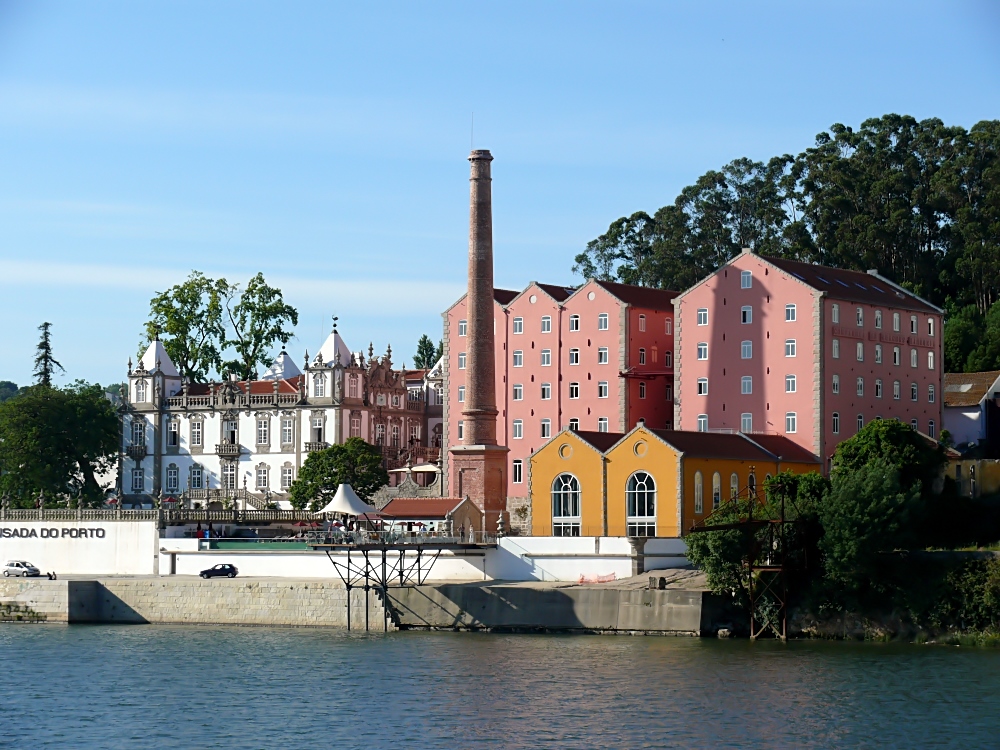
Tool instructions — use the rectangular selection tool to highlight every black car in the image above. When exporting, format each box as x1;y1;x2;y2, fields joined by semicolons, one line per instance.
199;563;238;579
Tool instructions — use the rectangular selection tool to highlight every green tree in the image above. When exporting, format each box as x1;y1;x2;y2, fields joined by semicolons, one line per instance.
832;418;945;498
287;437;388;511
964;299;1000;372
435;339;443;362
0;383;118;507
142;271;228;382
819;460;920;602
0;381;19;403
943;304;982;373
413;334;438;369
222;273;299;381
33;322;64;387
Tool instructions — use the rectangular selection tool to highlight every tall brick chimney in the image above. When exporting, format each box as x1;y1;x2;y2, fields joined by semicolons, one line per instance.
449;149;508;535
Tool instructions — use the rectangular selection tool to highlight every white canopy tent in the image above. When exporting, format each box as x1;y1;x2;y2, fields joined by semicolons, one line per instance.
314;483;377;516
387;463;440;474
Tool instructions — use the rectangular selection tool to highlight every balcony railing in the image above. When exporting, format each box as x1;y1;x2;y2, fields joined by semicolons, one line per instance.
305;441;329;453
216;442;241;457
126;445;147;460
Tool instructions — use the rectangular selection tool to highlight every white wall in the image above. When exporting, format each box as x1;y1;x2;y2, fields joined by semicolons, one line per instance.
944;406;984;447
165;548;486;581
484;537;688;582
0;521;158;575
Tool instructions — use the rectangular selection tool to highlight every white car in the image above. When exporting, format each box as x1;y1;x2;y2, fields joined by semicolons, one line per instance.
2;560;41;577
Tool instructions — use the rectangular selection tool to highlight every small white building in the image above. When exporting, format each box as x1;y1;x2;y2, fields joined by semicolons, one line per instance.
943;371;1000;452
121;325;443;508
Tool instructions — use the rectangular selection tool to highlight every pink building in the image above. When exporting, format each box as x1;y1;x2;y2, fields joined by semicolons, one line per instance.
674;249;944;468
443;279;677;516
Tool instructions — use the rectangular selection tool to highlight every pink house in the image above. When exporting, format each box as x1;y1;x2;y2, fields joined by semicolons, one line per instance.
674;249;944;468
443;279;677;518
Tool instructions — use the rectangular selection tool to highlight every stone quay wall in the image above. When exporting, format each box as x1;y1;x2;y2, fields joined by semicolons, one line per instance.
0;578;391;629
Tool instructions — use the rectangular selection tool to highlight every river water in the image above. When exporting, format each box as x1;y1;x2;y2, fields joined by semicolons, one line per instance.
1;625;998;749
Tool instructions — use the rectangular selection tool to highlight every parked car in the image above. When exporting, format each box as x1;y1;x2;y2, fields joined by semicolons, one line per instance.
199;563;238;579
3;560;41;577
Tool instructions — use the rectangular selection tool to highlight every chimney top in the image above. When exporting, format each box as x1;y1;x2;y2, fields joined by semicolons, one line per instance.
469;149;493;162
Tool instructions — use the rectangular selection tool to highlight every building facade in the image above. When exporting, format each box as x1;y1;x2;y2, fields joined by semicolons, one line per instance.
442;278;678;515
674;250;944;467
121;326;442;507
529;423;819;537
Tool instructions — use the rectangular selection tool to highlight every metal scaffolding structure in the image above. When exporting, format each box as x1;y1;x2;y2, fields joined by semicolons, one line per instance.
688;466;799;641
322;542;469;632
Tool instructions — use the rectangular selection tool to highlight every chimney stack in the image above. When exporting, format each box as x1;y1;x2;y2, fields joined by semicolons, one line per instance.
462;149;499;446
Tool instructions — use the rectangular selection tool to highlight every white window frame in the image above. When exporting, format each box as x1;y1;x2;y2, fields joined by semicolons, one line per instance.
741;413;753;433
832;412;840;434
832;374;840;394
569;348;580;365
697;378;709;396
697;308;708;326
541;316;552;333
697;414;708;432
512;384;523;401
597;417;609;432
741;270;752;288
459;319;468;336
785;412;797;433
540;419;551;438
598;381;609;398
512;460;523;484
785;374;796;393
598;313;609;331
741;340;752;359
511;317;522;334
569;314;580;332
541;349;552;366
598;347;609;364
569;382;580;399
741;376;752;395
832;303;840;324
697;343;708;360
741;306;752;324
512;350;523;367
458;352;467;370
541;383;552;400
785;304;796;322
785;339;797;357
512;420;523;439
457;386;465;403
638;314;646;332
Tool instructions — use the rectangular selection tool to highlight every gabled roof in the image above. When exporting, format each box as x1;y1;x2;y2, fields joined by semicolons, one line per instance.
535;283;575;302
139;339;180;377
648;429;769;460
944;371;1000;408
741;434;821;464
379;497;466;519
593;280;679;311
763;256;941;314
494;289;519;305
572;429;627;452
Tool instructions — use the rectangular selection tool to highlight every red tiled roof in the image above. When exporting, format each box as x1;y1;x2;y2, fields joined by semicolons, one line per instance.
741;434;820;464
573;430;626;452
536;283;576;302
380;497;465;519
944;371;1000;408
763;256;940;314
184;376;302;396
649;429;775;461
595;280;679;311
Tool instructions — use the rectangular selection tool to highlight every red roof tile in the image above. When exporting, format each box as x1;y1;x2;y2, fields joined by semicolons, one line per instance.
741;434;820;464
380;497;466;518
573;430;627;452
764;256;940;314
944;371;1000;408
595;280;679;311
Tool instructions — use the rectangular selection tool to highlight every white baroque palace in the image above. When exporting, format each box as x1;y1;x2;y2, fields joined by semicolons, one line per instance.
121;325;443;508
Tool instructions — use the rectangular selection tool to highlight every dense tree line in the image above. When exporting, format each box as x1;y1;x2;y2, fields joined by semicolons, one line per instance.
574;115;1000;372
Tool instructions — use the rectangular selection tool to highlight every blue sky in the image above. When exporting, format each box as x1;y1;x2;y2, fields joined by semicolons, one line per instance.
1;1;998;387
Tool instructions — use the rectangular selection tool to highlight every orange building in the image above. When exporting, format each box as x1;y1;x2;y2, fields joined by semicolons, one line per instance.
529;423;820;537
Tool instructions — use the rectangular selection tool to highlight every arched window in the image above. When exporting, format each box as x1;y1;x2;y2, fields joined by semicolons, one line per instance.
626;472;656;536
748;472;757;497
313;373;326;398
551;474;581;536
712;472;721;510
135;380;147;403
694;471;704;514
730;472;739;499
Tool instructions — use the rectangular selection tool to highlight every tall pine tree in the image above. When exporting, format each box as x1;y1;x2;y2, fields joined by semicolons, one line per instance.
33;322;64;387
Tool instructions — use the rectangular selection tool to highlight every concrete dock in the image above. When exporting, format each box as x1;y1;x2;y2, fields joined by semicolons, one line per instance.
0;569;725;634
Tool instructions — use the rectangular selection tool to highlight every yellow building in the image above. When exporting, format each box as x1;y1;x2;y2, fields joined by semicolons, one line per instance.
530;423;820;537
